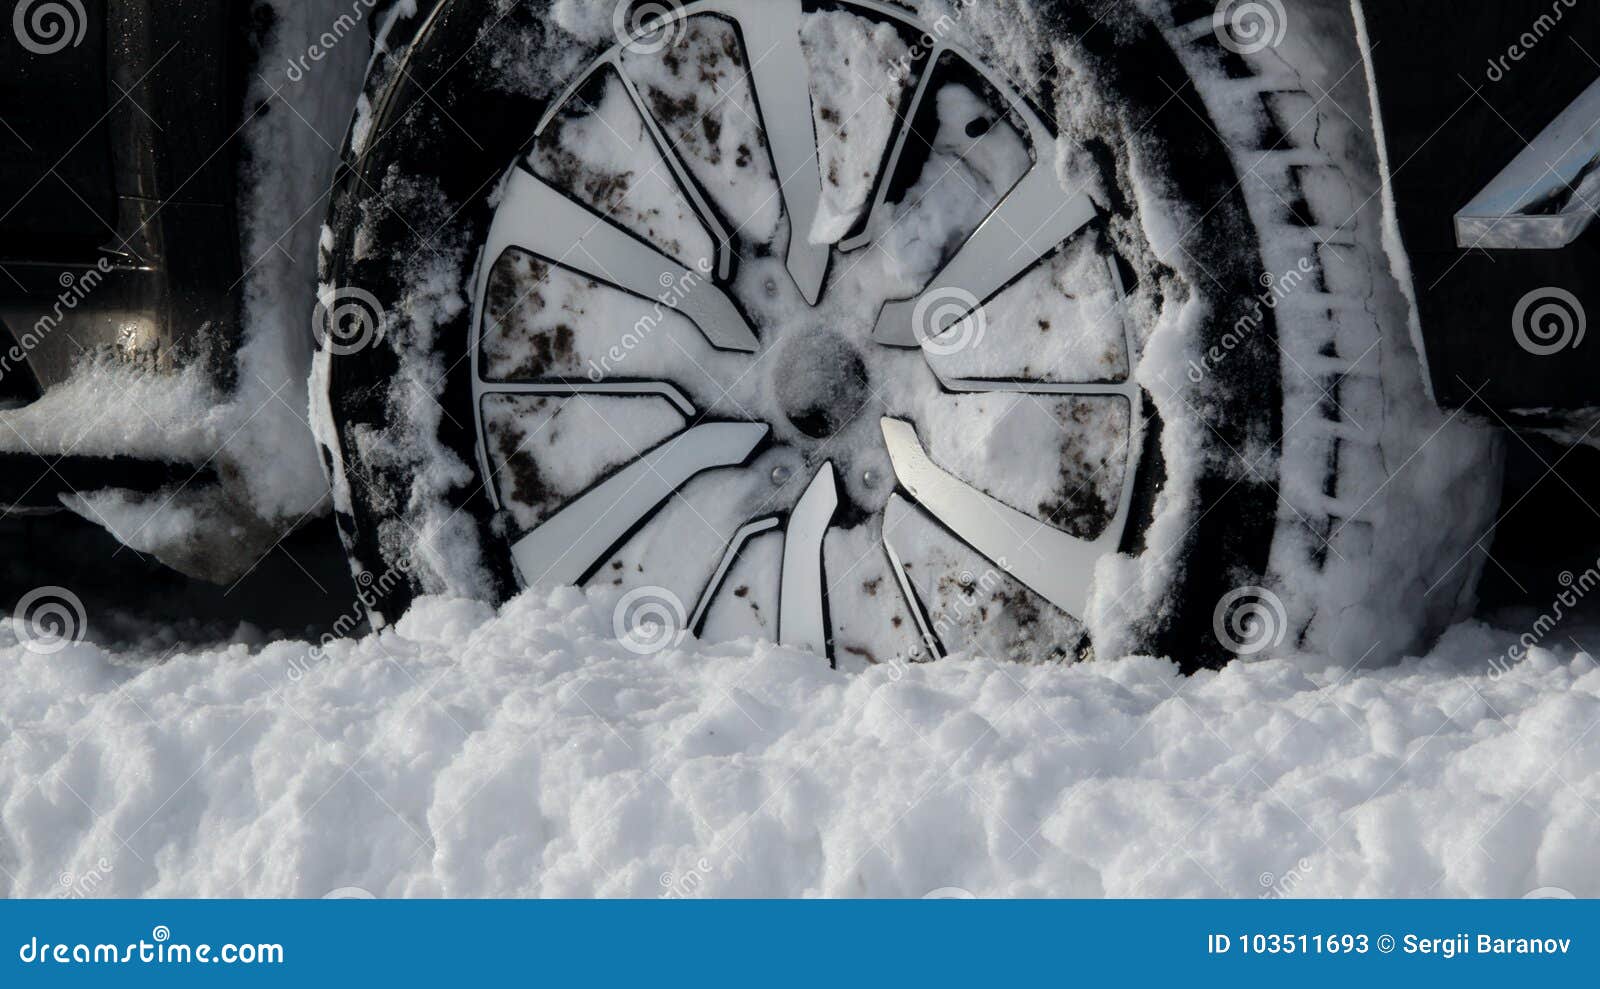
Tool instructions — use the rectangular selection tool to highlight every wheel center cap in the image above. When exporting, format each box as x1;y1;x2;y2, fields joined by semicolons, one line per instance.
772;329;871;440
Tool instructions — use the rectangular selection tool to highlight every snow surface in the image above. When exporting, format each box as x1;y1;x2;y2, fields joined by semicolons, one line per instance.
1;590;1595;898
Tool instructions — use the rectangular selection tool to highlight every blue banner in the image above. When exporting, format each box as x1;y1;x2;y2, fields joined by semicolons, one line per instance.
1;899;1591;985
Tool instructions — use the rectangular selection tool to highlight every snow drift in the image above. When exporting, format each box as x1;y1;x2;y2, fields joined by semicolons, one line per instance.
1;590;1594;898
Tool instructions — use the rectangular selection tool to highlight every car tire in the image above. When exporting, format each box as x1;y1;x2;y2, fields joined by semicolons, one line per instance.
315;0;1499;669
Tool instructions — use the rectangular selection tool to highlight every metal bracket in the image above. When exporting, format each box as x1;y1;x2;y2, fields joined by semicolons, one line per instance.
1455;77;1600;249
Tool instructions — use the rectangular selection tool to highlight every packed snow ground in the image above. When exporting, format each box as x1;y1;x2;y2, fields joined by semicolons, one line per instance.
1;590;1596;898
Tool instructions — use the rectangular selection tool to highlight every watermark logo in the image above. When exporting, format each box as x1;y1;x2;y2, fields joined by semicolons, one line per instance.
284;0;381;83
312;286;387;356
1512;287;1585;356
1185;256;1314;384
920;565;1005;658
1490;562;1600;678
1212;0;1288;55
614;586;687;655
17;926;284;965
612;0;686;56
323;886;377;899
585;257;710;381
12;0;86;55
887;0;980;83
912;287;985;356
1524;886;1576;899
56;857;113;899
286;552;416;682
13;585;86;654
1485;0;1580;82
658;858;712;898
1212;585;1286;656
922;886;976;899
1;258;113;388
1259;858;1311;898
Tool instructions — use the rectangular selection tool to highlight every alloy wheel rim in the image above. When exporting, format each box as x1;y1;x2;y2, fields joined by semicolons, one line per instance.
467;0;1145;666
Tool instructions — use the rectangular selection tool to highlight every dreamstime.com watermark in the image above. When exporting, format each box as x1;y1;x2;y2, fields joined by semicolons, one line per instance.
1;258;113;387
912;287;985;356
925;564;1004;654
11;585;87;654
1484;0;1580;82
613;586;688;655
658;858;714;898
18;927;283;966
1489;561;1600;678
11;0;87;55
1511;287;1585;357
1186;256;1314;383
56;858;113;900
1212;0;1288;56
1259;858;1312;899
887;0;979;83
286;553;416;681
867;565;1008;668
585;258;711;381
312;285;387;356
1213;585;1287;656
612;0;688;55
283;0;382;83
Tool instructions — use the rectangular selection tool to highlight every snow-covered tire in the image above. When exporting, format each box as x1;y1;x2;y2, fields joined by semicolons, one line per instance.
314;0;1498;669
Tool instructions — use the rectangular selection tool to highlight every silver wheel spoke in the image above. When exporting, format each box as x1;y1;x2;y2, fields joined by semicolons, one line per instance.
873;175;1098;347
837;44;941;253
933;377;1133;397
856;32;1101;347
510;421;768;587
611;58;736;280
880;416;1111;618
713;0;828;304
476;380;697;417
691;516;780;633
882;493;944;660
484;165;757;352
778;461;838;656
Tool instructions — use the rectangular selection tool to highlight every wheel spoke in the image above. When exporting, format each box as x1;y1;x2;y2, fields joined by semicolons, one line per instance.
837;44;941;253
881;493;945;660
509;421;768;587
931;377;1135;397
611;56;736;280
475;380;696;417
711;0;828;304
778;461;838;657
690;516;780;634
483;165;758;352
873;175;1098;347
879;416;1110;618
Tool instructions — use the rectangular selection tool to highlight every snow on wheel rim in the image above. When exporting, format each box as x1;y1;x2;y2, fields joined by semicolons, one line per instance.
466;0;1146;668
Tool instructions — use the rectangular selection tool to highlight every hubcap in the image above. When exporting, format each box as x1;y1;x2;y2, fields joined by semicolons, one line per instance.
772;330;871;440
469;0;1144;667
